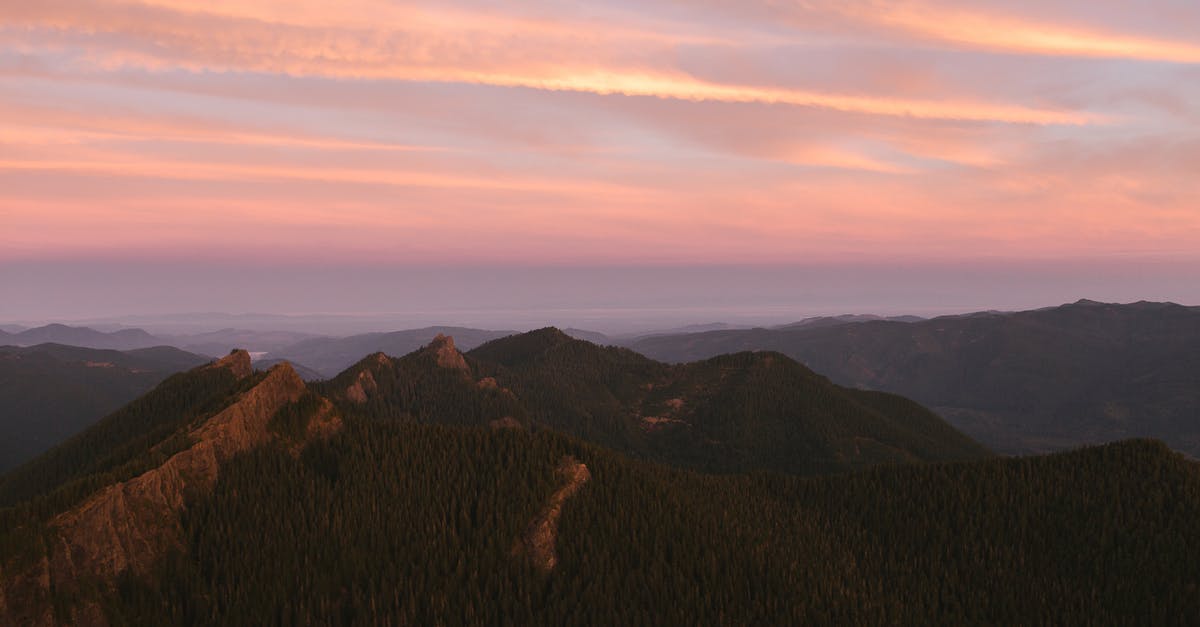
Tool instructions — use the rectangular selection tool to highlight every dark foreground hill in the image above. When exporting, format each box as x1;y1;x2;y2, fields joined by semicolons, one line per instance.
0;344;209;472
0;341;1195;624
630;300;1200;455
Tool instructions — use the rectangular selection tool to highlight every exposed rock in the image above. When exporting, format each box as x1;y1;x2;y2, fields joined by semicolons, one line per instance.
640;415;691;432
514;456;590;573
305;398;344;441
211;349;253;379
425;334;469;372
1;363;307;626
345;369;378;404
488;416;523;430
477;377;499;390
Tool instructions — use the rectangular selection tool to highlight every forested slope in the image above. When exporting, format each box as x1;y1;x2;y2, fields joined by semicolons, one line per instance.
630;300;1200;455
0;343;209;471
3;334;1193;624
77;429;1200;624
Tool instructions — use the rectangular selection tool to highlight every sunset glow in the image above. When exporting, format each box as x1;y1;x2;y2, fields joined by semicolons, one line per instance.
3;0;1198;271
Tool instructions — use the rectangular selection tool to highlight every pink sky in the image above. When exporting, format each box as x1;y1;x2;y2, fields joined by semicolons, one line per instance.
2;1;1199;320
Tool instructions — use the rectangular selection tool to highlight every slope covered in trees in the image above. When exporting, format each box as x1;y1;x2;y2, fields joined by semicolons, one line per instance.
9;422;1199;625
630;300;1200;455
3;333;1195;624
469;328;987;473
0;343;209;472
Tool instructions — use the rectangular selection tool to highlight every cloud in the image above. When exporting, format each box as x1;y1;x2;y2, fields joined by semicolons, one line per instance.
3;0;1096;125
1;0;1197;268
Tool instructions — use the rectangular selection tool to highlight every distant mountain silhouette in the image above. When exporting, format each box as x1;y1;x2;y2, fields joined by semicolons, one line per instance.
268;326;515;377
160;328;321;357
0;343;209;471
251;357;326;381
630;300;1200;455
771;314;925;331
0;324;164;350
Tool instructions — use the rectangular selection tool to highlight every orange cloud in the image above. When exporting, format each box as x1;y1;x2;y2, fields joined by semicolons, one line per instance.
3;0;1095;125
857;4;1200;64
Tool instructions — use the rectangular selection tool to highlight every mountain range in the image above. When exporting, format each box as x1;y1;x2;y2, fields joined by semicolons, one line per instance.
629;300;1200;455
1;334;1195;624
268;326;515;377
0;325;163;351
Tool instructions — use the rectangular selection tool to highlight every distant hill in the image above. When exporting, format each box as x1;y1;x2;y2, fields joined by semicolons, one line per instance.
630;300;1200;455
0;343;210;471
160;328;321;357
0;324;164;350
0;343;1195;624
268;326;515;377
252;357;326;381
561;328;612;344
771;313;924;330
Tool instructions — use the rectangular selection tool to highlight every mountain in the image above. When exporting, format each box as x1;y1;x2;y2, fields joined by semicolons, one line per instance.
629;300;1200;455
771;313;924;330
0;342;1195;624
561;327;612;344
457;328;986;474
0;344;210;472
159;328;321;357
251;357;326;381
0;324;165;350
267;326;515;377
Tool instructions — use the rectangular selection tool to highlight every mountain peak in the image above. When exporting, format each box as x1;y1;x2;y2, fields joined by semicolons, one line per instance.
212;349;253;379
424;334;468;371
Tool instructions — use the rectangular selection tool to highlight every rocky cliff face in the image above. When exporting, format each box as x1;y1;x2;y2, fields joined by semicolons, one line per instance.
514;456;590;573
426;334;469;372
0;361;324;626
211;348;253;379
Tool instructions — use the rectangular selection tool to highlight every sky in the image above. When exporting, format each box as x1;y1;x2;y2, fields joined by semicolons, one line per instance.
2;0;1198;326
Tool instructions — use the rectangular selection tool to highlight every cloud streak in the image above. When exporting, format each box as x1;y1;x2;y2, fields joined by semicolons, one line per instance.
1;0;1197;269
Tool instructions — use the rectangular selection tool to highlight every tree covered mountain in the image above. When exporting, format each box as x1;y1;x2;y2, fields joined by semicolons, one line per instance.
321;329;987;474
0;343;209;472
2;333;1196;624
630;300;1200;455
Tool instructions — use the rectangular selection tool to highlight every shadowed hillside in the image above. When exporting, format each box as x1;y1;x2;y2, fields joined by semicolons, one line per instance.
0;344;209;472
630;300;1200;455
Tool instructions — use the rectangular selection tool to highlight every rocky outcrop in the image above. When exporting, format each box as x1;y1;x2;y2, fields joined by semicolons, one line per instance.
346;368;378;404
425;334;469;372
345;353;391;403
211;348;253;379
514;456;590;573
305;397;344;441
1;363;310;626
488;416;523;430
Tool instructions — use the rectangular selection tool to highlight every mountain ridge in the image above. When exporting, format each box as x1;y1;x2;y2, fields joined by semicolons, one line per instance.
629;300;1200;455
